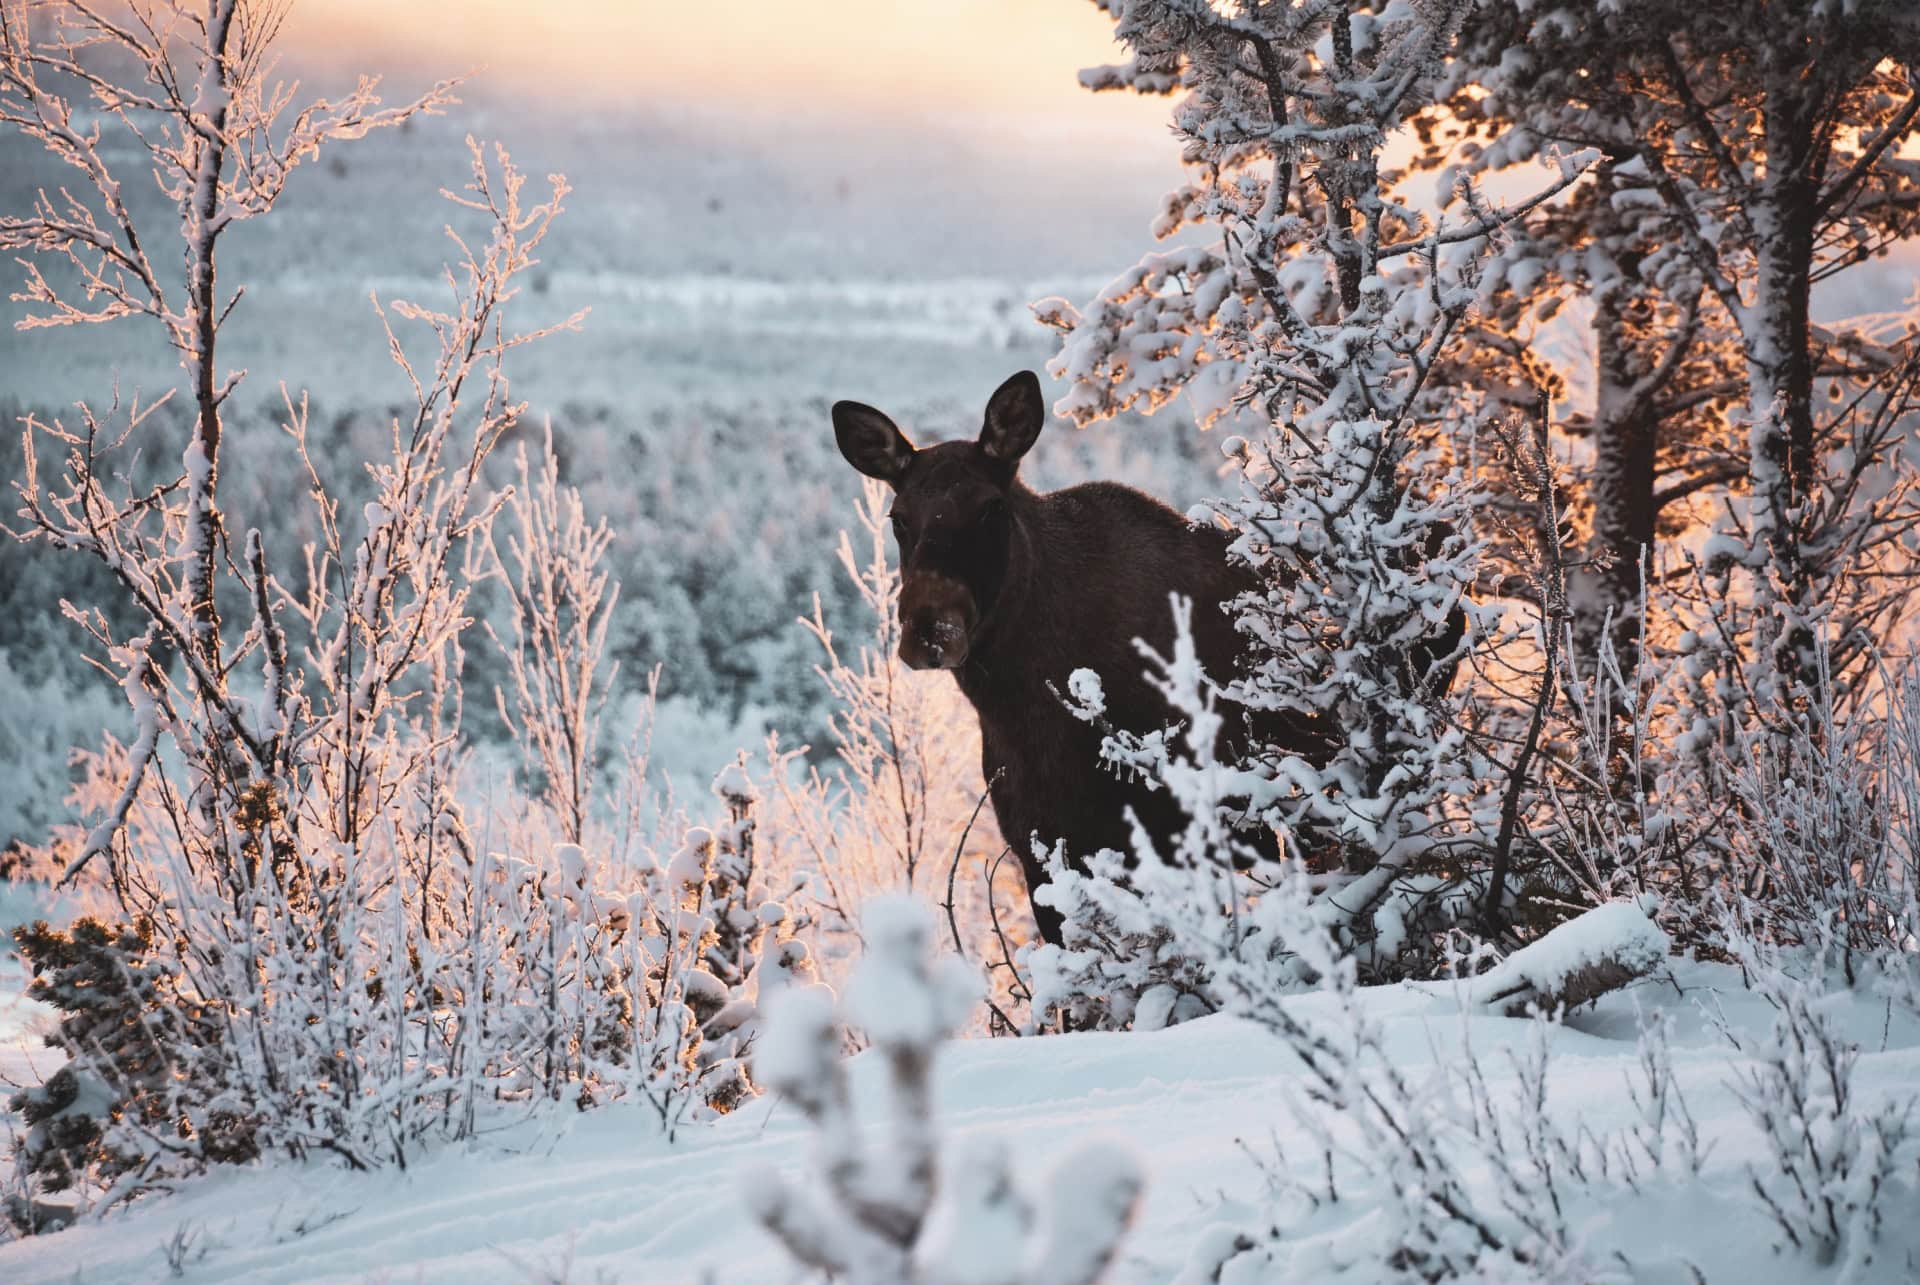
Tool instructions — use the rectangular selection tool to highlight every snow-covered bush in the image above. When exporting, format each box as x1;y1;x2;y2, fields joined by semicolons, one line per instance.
1571;619;1920;974
1717;654;1915;984
480;426;622;846
4;128;589;1191
1030;597;1308;1031
1505;559;1920;976
1031;600;1505;1032
0;0;820;1218
1024;841;1219;1034
590;807;818;1132
678;766;819;1116
1879;672;1920;1019
747;898;1141;1284
1531;607;1699;914
1714;928;1920;1275
6;918;220;1219
1035;595;1672;1039
7;773;814;1210
1182;903;1696;1283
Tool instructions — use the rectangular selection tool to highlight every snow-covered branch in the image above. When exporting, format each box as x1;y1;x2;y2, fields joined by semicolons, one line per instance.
748;899;1140;1284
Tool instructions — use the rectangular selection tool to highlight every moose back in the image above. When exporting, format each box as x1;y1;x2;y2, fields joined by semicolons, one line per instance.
831;370;1279;946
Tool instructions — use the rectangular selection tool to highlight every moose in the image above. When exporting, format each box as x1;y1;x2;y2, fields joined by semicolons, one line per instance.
832;370;1302;946
836;371;1467;945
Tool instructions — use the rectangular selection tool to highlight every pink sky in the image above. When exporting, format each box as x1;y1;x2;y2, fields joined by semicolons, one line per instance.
287;1;1172;132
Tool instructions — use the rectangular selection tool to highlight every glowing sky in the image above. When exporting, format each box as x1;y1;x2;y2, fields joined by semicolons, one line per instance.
286;1;1172;132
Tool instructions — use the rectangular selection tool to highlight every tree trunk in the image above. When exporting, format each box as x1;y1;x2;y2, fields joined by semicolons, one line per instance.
1745;97;1823;702
182;1;239;688
1582;279;1661;680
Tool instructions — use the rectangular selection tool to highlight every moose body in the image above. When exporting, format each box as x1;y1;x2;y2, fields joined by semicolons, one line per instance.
832;371;1273;946
955;482;1257;946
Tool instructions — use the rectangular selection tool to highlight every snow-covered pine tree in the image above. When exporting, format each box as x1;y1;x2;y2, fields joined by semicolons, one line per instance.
6;918;221;1222
1423;0;1920;954
1037;0;1590;968
1440;2;1920;716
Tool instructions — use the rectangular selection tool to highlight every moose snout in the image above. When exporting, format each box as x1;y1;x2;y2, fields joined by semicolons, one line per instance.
898;569;975;670
900;609;969;670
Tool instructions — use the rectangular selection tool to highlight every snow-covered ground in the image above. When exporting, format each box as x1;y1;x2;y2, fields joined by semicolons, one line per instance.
2;959;1914;1284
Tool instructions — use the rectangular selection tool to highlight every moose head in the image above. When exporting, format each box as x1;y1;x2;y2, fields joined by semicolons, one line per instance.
831;370;1046;672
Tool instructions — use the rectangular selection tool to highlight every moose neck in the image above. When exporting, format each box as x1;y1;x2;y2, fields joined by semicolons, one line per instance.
954;483;1054;711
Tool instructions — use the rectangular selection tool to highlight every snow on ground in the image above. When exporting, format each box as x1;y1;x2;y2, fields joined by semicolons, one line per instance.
0;983;53;1131
0;884;66;1100
1;959;1915;1284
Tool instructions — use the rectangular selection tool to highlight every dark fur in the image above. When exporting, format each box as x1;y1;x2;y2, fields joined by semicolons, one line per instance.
955;477;1260;944
833;372;1470;947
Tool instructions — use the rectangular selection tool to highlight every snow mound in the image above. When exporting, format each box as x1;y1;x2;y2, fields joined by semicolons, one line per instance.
0;960;1916;1283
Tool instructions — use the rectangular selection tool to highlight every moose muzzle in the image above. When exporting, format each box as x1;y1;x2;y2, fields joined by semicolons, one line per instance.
898;569;974;671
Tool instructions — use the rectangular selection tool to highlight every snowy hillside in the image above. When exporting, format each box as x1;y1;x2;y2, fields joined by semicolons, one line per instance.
1;956;1915;1285
0;97;1184;414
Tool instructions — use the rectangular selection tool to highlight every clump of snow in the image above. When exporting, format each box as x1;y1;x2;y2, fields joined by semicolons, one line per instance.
842;895;981;1051
749;984;840;1105
1028;1138;1145;1283
744;898;1140;1285
712;757;758;806
1066;667;1107;719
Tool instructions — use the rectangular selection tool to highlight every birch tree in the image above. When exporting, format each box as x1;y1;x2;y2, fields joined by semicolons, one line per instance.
0;2;748;1199
1;0;456;878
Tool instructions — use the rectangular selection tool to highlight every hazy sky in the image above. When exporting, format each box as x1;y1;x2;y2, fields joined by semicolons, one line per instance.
288;2;1172;133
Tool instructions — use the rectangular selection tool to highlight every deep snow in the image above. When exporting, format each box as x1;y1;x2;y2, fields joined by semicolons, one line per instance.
2;958;1915;1284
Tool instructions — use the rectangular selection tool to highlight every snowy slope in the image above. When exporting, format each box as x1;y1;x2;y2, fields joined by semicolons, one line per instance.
2;960;1915;1285
0;97;1184;416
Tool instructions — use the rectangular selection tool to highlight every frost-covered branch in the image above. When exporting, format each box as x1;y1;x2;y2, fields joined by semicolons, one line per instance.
758;479;1018;1018
4;0;456;881
480;425;620;845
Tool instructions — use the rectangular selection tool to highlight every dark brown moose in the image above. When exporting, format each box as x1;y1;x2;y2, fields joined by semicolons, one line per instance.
832;370;1285;947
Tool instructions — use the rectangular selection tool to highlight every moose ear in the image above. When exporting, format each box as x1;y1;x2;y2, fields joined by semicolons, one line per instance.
832;400;916;484
979;370;1046;468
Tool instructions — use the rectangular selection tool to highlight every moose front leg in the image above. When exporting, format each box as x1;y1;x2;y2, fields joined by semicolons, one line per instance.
978;740;1066;948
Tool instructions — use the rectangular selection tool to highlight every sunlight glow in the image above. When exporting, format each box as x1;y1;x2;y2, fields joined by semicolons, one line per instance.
286;1;1172;130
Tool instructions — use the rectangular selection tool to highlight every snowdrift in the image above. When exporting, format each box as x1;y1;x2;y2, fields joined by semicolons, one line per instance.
2;958;1915;1284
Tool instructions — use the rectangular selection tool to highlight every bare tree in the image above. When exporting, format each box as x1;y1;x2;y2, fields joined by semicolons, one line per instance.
1;0;456;878
480;425;621;845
